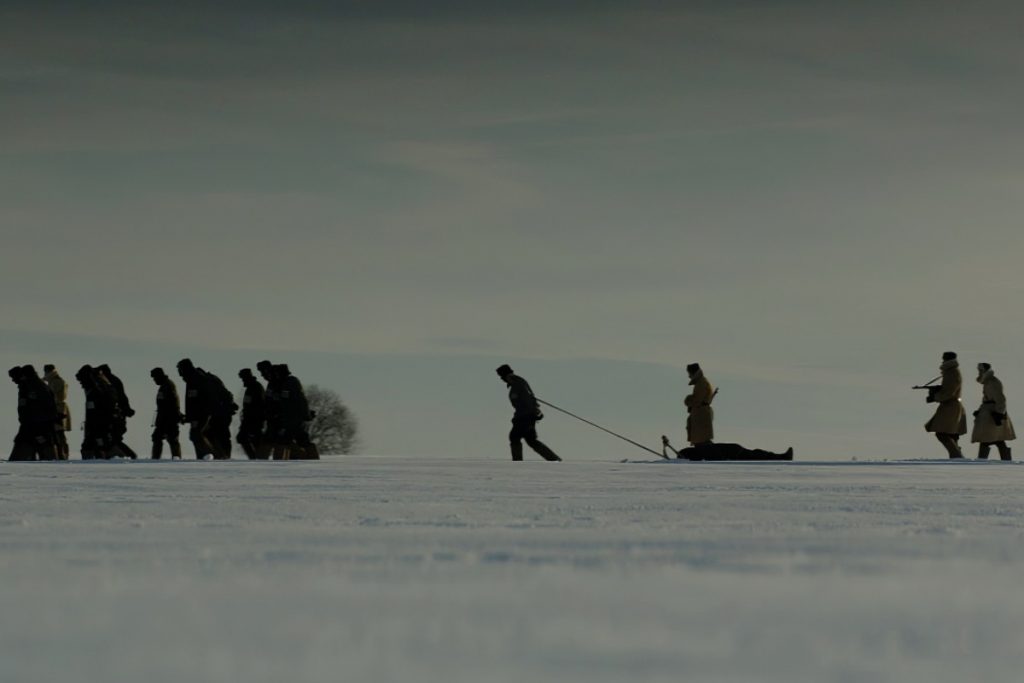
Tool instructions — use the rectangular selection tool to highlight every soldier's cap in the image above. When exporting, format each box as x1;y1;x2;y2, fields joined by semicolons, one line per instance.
151;367;166;378
75;365;93;379
176;358;194;369
43;364;55;373
97;363;111;373
256;360;273;370
942;351;957;361
686;363;701;374
978;362;992;372
8;366;22;380
239;368;254;379
21;364;37;376
495;364;513;377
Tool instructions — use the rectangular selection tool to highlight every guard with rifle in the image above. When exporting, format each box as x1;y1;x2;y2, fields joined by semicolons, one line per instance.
918;351;967;459
496;364;561;461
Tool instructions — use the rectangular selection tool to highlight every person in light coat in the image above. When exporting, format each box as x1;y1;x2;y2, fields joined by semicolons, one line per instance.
43;364;71;460
970;363;1015;460
685;363;715;446
924;351;967;459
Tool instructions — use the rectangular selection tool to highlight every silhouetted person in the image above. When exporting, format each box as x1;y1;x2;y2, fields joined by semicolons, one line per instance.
9;365;58;461
97;364;137;459
205;369;237;459
150;368;183;460
663;437;793;461
73;368;113;458
971;362;1015;461
685;363;715;446
496;364;561;462
177;358;225;460
662;363;792;461
43;364;71;460
237;368;267;459
257;360;285;459
276;364;319;460
925;351;967;459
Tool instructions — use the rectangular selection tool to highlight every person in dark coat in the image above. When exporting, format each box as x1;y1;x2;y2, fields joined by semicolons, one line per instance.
496;364;561;462
176;358;224;460
205;369;237;459
75;365;119;460
8;365;58;461
663;437;793;461
150;368;183;460
43;364;71;460
276;364;319;460
96;364;138;459
257;360;285;459
237;368;267;459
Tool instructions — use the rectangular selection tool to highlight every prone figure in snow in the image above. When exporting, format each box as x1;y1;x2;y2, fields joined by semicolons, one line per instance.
662;363;792;461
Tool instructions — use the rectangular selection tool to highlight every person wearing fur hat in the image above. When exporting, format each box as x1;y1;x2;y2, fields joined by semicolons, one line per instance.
924;351;968;459
970;363;1015;460
495;364;561;462
684;363;715;446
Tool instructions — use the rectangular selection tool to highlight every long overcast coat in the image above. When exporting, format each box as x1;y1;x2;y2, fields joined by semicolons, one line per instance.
971;369;1016;444
925;360;967;435
685;372;715;445
44;369;71;431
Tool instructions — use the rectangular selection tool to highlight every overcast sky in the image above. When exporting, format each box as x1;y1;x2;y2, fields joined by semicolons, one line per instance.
3;1;1024;460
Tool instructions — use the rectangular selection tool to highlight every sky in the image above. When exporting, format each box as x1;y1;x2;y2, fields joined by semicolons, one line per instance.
2;1;1024;460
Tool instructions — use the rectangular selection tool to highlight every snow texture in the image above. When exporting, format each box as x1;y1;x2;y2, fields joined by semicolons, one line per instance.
2;456;1024;682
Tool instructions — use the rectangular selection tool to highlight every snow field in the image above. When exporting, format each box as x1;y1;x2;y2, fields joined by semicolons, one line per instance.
2;456;1024;682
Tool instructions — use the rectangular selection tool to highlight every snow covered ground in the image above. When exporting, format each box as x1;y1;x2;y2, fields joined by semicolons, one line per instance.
2;456;1024;683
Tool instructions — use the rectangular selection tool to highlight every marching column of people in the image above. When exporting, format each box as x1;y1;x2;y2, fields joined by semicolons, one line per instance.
7;354;1022;462
7;361;320;461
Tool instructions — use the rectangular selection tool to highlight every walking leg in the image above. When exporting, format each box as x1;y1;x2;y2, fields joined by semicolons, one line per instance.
509;425;523;461
996;441;1012;461
977;443;990;460
936;434;963;459
526;436;562;461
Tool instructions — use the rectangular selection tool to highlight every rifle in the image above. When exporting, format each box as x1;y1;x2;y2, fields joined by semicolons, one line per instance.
912;375;942;402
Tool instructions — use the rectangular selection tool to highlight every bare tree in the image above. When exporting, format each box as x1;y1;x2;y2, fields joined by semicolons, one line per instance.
306;384;359;455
